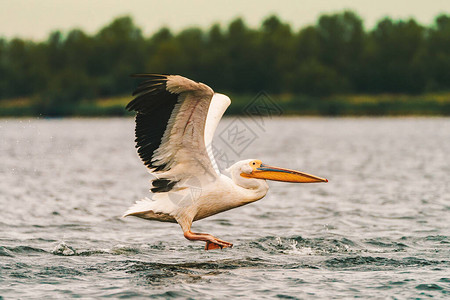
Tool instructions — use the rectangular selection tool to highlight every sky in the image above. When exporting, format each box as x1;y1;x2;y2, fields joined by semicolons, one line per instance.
0;0;449;40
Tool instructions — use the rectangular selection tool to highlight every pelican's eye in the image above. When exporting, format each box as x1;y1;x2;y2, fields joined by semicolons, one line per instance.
252;162;256;166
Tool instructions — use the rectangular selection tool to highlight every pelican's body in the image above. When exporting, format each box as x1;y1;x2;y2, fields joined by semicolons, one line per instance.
124;74;327;250
125;164;268;222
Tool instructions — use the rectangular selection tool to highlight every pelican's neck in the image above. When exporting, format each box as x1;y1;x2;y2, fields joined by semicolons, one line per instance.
228;168;269;203
245;178;269;202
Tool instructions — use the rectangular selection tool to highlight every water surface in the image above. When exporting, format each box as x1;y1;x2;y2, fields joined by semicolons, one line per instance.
1;117;449;298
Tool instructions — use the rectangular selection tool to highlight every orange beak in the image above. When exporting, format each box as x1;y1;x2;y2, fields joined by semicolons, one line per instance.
241;163;328;183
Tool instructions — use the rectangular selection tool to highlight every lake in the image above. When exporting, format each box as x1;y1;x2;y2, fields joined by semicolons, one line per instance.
0;117;449;298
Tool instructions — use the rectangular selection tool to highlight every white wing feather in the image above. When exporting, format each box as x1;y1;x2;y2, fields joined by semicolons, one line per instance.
204;93;231;175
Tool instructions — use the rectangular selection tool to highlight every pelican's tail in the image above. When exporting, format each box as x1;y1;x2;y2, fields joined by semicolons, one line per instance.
122;197;154;218
122;197;177;223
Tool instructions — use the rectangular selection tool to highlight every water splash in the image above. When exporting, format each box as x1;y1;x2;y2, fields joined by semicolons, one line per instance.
52;241;76;256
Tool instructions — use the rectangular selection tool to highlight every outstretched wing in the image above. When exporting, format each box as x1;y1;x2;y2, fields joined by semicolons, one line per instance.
127;74;228;192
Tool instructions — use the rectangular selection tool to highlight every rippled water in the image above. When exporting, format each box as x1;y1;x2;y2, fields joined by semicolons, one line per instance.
1;117;449;298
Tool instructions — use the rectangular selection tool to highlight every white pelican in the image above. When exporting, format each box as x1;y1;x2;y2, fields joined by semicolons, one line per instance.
123;74;328;250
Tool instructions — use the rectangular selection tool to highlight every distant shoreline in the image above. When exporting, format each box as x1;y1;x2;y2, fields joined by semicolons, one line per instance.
1;93;449;117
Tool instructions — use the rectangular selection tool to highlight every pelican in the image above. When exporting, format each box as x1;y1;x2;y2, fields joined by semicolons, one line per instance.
123;74;328;250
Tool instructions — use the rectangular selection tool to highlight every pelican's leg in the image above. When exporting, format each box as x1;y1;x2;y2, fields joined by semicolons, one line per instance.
183;230;233;250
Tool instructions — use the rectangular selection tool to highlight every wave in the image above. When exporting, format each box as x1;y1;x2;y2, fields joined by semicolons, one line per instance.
0;245;47;257
324;256;446;270
51;241;143;256
246;235;360;255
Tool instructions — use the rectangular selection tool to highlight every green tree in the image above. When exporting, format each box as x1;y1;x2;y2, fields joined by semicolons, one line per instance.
202;24;230;90
426;14;450;91
259;15;295;92
316;11;365;92
145;27;181;74
0;38;9;98
94;16;146;95
1;12;449;110
366;18;426;93
225;18;260;92
175;28;206;77
5;39;38;97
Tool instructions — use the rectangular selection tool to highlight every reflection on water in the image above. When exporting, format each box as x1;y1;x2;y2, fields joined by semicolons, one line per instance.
0;117;449;298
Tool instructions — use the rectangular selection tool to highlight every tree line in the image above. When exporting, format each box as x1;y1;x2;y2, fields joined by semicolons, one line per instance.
0;11;448;107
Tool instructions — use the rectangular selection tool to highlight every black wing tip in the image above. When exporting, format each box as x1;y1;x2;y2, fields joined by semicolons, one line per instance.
131;82;165;96
131;73;168;78
127;74;172;111
125;101;135;111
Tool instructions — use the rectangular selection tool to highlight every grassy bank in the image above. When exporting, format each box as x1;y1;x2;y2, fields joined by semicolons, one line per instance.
0;96;134;117
1;93;450;117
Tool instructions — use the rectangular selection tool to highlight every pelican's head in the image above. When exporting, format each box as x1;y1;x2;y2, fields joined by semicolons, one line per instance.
228;159;328;185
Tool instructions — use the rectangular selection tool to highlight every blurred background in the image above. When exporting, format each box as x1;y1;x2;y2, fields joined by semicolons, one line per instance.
0;0;449;116
1;2;450;298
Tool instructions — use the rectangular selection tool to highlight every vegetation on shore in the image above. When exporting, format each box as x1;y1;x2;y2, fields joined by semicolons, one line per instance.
0;11;449;117
2;93;449;117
